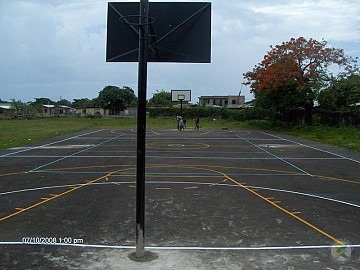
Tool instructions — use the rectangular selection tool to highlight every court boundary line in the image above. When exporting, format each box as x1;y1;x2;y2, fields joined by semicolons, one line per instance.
1;181;359;208
235;134;312;176
261;131;360;164
0;242;359;251
28;132;127;172
0;130;105;158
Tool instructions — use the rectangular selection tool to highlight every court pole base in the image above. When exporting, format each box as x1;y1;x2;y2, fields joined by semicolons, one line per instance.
128;251;158;262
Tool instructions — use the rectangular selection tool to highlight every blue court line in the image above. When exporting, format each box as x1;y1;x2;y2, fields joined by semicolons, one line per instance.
235;134;312;176
261;131;360;164
28;132;126;172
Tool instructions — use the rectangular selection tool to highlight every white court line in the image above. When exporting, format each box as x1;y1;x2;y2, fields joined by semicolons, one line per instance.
3;155;337;160
261;131;360;164
28;132;127;172
0;242;359;251
0;130;105;158
2;181;359;208
4;155;345;160
235;135;312;176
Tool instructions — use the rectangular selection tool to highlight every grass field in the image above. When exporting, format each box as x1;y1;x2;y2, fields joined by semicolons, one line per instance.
1;117;359;152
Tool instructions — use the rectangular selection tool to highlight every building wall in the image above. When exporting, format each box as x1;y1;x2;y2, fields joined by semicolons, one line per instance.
78;107;108;116
40;105;75;116
199;95;245;108
0;107;15;118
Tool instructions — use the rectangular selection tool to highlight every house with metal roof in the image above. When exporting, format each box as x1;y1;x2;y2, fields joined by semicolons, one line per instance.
0;103;15;118
40;105;75;116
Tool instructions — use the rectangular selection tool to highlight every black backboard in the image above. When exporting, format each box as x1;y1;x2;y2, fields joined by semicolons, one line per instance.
106;2;211;63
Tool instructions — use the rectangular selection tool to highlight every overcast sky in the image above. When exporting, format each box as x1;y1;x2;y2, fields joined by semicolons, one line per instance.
1;0;359;103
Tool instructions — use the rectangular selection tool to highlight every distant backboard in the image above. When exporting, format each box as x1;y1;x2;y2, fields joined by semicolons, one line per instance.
106;2;211;63
171;90;191;102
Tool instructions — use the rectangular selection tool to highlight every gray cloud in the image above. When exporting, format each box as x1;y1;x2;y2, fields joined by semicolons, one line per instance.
0;0;359;103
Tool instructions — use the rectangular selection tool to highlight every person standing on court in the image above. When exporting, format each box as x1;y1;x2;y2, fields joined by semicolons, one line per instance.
179;116;185;131
176;115;180;130
194;117;200;130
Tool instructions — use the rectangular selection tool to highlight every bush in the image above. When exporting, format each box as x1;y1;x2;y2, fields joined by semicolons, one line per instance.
148;106;271;122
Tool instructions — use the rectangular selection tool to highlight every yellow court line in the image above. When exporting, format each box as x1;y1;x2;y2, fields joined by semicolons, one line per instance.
313;174;360;185
0;167;134;222
222;174;344;246
149;130;160;136
166;164;346;246
200;131;212;136
145;164;360;188
184;186;199;190
145;164;305;176
0;176;105;222
110;174;223;179
0;171;29;177
38;164;135;172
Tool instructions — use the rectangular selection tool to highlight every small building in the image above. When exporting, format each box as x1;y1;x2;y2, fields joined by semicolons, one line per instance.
78;107;137;117
78;107;109;116
0;103;15;118
198;95;245;108
40;105;75;116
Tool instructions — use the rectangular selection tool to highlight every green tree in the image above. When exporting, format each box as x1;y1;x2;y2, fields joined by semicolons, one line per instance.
149;90;172;106
97;86;137;115
243;37;358;124
330;75;359;107
56;99;72;107
72;98;95;109
10;99;25;116
33;98;54;105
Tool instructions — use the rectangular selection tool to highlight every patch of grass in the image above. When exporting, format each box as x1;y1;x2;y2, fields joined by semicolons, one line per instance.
1;117;359;152
0;117;136;150
284;125;360;152
241;121;360;152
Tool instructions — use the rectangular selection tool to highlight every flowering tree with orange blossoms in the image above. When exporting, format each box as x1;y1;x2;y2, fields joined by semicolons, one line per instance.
243;37;358;124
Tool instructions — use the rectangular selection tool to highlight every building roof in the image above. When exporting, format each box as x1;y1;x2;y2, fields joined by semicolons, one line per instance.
0;105;13;110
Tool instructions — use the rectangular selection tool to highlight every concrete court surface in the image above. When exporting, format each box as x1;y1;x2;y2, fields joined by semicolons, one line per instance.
0;128;359;269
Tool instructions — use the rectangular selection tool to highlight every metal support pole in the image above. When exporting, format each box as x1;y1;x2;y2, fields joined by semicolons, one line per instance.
180;99;183;117
136;0;149;258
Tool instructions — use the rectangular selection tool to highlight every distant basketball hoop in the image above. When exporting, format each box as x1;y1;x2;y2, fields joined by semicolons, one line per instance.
171;90;191;102
172;90;191;116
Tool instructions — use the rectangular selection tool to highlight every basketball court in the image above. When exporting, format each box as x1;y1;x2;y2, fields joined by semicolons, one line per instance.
0;128;359;269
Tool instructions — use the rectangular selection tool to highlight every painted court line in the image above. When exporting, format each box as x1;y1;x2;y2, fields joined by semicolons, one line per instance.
261;131;360;164
2;181;359;209
28;133;126;172
1;155;347;161
0;130;105;158
0;242;359;251
235;134;312;176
